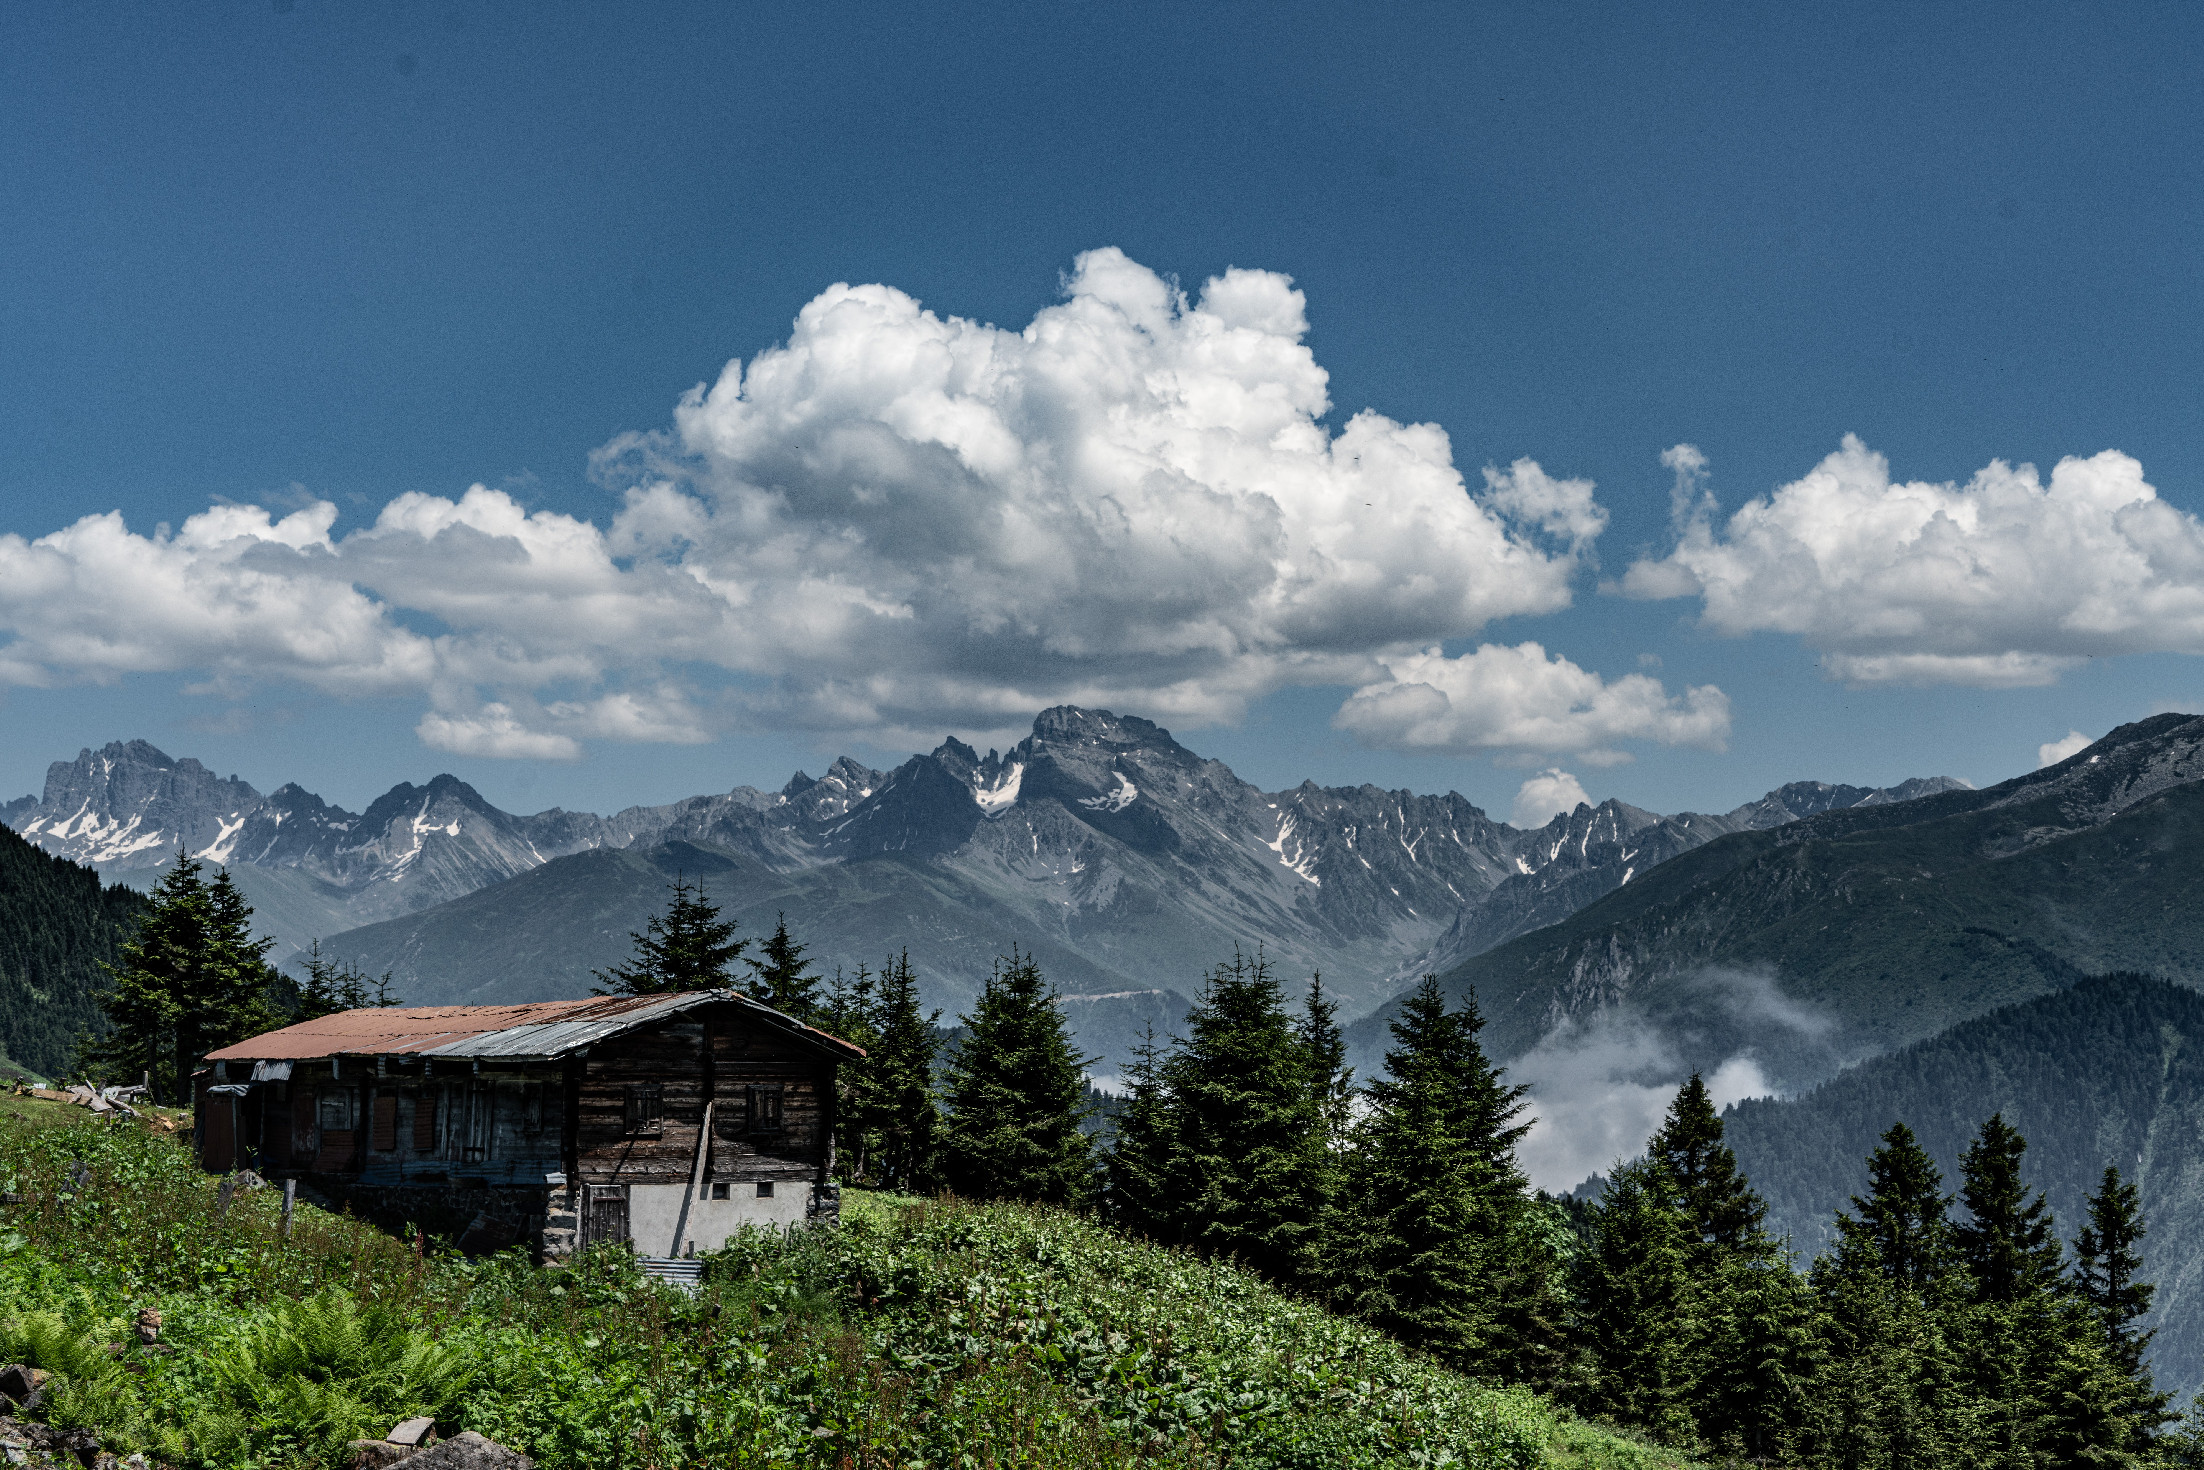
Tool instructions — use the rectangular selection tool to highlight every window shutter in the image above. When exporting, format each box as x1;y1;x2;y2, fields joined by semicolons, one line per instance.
623;1084;662;1136
372;1093;398;1152
464;1080;493;1162
747;1084;783;1132
412;1089;438;1153
292;1087;317;1158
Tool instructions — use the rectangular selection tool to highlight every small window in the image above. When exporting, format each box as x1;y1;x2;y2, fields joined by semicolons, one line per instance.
746;1084;783;1133
623;1083;663;1137
709;1182;730;1200
756;1181;775;1199
371;1094;398;1152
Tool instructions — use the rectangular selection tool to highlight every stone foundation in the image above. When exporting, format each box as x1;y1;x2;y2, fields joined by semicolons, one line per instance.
293;1177;560;1258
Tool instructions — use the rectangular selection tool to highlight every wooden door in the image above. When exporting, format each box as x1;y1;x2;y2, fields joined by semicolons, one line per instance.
585;1184;628;1246
292;1088;317;1160
202;1094;235;1173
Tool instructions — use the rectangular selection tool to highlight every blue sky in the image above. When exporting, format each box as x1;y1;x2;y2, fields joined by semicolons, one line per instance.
4;2;2202;823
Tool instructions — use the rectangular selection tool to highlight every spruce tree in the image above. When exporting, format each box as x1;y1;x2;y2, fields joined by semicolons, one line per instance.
1633;1069;1811;1458
1941;1115;2075;1467
592;877;744;996
1698;1240;1818;1464
1649;1072;1765;1258
747;912;821;1022
1576;1159;1696;1443
1103;1019;1175;1237
1953;1113;2065;1305
1158;949;1326;1283
1809;1123;1984;1467
939;949;1094;1206
94;853;287;1096
864;952;942;1194
2075;1165;2155;1373
296;940;400;1020
820;964;882;1183
2073;1165;2174;1442
96;859;196;1090
1297;971;1354;1149
1831;1121;1952;1297
1331;976;1554;1379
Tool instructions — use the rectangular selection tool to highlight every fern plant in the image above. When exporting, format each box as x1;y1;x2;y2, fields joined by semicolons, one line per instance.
207;1288;472;1429
0;1308;121;1385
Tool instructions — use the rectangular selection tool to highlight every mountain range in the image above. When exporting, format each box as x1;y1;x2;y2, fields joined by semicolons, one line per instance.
3;709;1964;1075
1369;712;2204;1095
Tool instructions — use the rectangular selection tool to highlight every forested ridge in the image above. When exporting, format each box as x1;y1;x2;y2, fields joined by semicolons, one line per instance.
1727;971;2204;1405
813;931;2198;1465
0;820;142;1079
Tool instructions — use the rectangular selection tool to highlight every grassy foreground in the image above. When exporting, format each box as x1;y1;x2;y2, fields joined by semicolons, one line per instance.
0;1101;1696;1469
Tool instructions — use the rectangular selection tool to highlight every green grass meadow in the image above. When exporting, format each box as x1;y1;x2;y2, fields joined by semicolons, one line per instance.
0;1101;1697;1469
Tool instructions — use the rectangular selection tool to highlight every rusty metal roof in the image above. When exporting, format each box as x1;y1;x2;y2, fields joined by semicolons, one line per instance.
203;990;864;1064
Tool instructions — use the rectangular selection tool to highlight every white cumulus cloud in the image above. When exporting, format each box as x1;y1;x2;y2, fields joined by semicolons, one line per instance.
0;503;433;693
2037;729;2094;767
417;704;582;761
1509;768;1591;828
0;249;1661;757
1332;641;1731;765
1623;435;2204;687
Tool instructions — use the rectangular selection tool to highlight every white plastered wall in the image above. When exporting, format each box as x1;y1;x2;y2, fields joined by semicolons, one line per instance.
628;1180;813;1256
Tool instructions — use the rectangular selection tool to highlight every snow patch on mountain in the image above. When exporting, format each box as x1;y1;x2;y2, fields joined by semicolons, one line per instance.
1078;773;1138;813
973;762;1024;817
1265;813;1322;886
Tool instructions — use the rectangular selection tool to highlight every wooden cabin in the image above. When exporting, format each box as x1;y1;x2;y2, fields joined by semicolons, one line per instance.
195;990;863;1258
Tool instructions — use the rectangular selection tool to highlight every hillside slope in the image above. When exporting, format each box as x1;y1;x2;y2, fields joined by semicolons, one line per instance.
1356;713;2204;1088
0;1115;1693;1469
0;823;142;1079
1723;973;2204;1406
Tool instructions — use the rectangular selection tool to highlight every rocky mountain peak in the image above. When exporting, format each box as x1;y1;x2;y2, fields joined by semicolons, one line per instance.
1025;705;1184;758
928;737;984;784
357;775;496;833
3;706;1993;1024
784;757;884;821
98;737;181;768
16;738;263;868
44;739;259;806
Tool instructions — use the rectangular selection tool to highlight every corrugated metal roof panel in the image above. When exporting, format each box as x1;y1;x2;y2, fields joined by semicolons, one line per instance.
418;993;709;1058
202;990;863;1063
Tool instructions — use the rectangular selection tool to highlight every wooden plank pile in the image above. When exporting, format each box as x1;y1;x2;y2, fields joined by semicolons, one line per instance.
9;1082;178;1130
